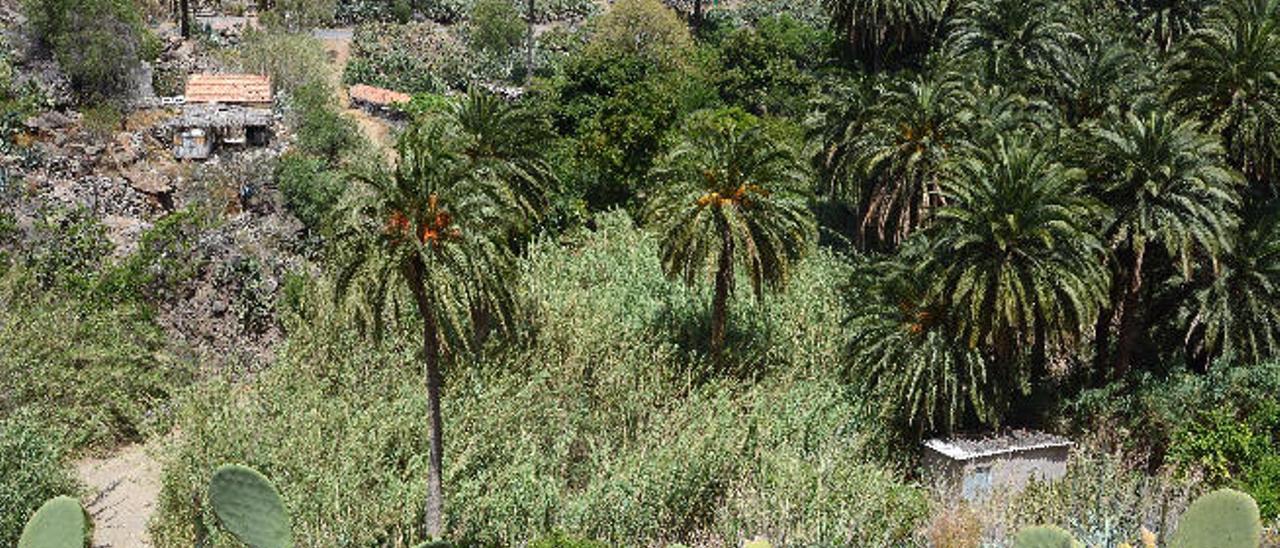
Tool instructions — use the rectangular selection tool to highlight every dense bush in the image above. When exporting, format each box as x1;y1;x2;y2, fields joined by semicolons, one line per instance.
236;29;332;97
151;213;927;546
0;267;187;450
23;0;147;104
277;152;345;232
0;415;79;547
1069;362;1280;518
709;14;836;117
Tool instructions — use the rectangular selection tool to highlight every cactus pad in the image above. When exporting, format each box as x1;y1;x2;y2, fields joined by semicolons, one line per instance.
1012;525;1079;548
1169;488;1261;548
209;464;293;548
18;496;86;548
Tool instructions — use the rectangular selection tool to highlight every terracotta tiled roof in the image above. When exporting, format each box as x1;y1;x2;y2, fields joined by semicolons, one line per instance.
348;84;412;106
185;74;272;104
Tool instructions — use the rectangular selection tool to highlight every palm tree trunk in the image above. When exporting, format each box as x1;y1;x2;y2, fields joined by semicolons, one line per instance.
423;309;444;539
692;0;703;31
179;0;190;39
1114;241;1146;378
406;259;445;540
710;223;734;360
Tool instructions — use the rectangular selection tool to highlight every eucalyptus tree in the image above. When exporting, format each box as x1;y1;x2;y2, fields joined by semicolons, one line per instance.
1183;205;1280;367
1089;109;1241;376
822;0;943;70
333;93;542;539
1169;0;1280;184
923;136;1109;372
647;109;816;359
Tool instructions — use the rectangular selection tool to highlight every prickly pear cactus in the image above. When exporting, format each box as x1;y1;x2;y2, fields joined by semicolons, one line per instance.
18;496;86;548
1169;488;1262;548
1011;525;1080;548
208;464;293;548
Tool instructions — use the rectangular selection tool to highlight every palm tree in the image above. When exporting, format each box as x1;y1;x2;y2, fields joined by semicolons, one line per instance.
647;109;816;359
924;136;1109;370
846;250;995;436
1168;0;1280;184
822;0;943;70
1128;0;1213;51
844;68;971;245
1090;109;1241;376
1183;204;1280;367
949;0;1075;89
333;100;535;539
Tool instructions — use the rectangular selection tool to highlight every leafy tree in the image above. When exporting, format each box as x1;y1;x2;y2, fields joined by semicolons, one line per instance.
821;0;941;70
24;0;146;104
586;0;692;65
1089;109;1241;376
924;136;1109;372
647;109;815;359
711;14;833;117
1168;0;1280;184
333;95;534;538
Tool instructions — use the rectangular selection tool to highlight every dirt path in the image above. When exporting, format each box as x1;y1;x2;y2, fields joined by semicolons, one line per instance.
316;28;395;151
76;444;162;547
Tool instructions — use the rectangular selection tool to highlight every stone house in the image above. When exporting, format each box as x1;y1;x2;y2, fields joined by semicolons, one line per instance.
170;74;274;160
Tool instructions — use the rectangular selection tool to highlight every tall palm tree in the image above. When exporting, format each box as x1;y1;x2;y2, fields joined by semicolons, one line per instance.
1090;109;1241;376
924;136;1109;370
1182;204;1280;367
647;109;816;359
845;68;971;245
949;0;1076;89
1168;0;1280;184
1128;0;1213;51
846;249;995;436
822;0;943;70
333;100;535;539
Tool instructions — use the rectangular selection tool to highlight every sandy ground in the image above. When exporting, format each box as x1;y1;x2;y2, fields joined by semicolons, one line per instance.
76;444;162;547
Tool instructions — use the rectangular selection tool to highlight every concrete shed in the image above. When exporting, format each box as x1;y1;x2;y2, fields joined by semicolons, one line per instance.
923;430;1072;501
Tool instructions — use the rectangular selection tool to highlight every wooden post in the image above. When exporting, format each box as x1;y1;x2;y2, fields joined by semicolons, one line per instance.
179;0;190;38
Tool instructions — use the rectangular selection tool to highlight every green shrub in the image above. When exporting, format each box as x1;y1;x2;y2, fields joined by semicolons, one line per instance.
277;152;344;232
289;83;363;164
23;0;145;104
102;207;214;303
468;0;525;56
0;416;79;547
237;29;331;97
1070;362;1280;519
0;268;188;450
151;213;923;546
23;207;112;293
